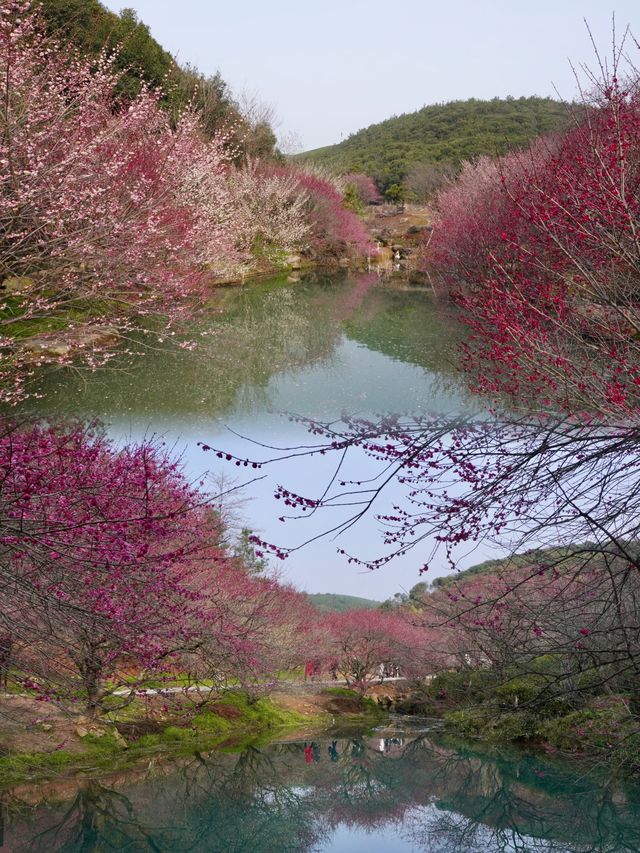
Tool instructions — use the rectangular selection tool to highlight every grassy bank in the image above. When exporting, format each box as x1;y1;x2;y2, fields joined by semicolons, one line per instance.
397;668;640;769
0;688;386;790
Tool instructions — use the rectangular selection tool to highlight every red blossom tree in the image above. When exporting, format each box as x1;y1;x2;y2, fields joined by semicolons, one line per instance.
0;419;294;714
182;569;317;693
407;546;640;715
321;609;431;693
429;50;640;416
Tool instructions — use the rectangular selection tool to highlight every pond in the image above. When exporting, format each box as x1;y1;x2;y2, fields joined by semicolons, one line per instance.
18;270;480;599
8;272;640;849
4;721;640;852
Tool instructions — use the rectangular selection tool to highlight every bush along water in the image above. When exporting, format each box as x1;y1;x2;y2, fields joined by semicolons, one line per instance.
0;0;374;404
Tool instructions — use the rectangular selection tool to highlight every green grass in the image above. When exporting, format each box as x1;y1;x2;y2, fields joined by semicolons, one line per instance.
0;690;309;790
204;691;304;729
321;687;360;698
441;687;640;764
0;292;111;341
0;730;129;788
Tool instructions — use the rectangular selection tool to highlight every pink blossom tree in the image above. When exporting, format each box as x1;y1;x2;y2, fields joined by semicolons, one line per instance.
428;56;640;415
0;419;274;714
0;0;240;403
342;173;382;208
181;567;317;693
227;160;309;265
258;164;374;260
322;609;430;693
293;168;373;258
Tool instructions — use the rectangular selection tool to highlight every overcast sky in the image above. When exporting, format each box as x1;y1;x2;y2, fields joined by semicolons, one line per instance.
101;1;640;150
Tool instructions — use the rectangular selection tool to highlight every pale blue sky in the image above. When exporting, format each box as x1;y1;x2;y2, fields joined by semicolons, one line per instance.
101;1;640;150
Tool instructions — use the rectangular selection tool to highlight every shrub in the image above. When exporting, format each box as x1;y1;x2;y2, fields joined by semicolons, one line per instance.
0;0;241;402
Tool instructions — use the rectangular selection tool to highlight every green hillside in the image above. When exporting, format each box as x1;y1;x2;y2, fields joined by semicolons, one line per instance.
307;593;381;613
431;544;609;589
298;96;570;194
34;0;276;157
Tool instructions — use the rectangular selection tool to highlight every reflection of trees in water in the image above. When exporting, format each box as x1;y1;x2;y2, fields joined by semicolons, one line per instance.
22;782;162;852
343;287;459;370
409;810;570;853
412;788;568;853
16;748;325;852
21;277;346;419
407;742;640;853
341;285;474;412
6;733;640;851
408;791;639;853
18;272;467;421
210;284;342;407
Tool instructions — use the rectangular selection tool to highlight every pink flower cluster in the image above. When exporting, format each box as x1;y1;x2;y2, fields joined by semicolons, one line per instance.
0;419;319;711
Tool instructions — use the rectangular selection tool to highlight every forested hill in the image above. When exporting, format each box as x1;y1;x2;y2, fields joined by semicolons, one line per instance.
307;594;381;613
34;0;277;158
431;545;602;589
298;97;570;194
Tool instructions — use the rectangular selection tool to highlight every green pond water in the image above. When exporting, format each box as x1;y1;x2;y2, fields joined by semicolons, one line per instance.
17;270;477;599
20;270;469;426
4;721;640;852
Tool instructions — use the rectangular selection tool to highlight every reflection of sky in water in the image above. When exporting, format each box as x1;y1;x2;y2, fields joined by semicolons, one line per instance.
90;337;487;601
17;276;496;599
323;818;426;852
322;806;557;852
9;729;637;852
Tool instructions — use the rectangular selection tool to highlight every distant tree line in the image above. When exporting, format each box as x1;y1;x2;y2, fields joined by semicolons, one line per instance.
298;96;572;198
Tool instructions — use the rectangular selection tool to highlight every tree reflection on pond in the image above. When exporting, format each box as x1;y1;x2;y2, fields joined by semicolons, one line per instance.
5;727;640;852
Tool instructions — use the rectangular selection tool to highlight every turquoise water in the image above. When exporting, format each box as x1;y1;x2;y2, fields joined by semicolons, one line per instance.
4;722;640;851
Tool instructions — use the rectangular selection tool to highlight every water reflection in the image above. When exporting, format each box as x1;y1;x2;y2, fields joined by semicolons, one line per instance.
4;727;640;852
12;271;477;599
19;272;470;425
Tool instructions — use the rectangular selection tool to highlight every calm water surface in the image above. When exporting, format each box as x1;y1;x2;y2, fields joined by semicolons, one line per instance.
19;271;478;598
8;274;640;849
4;721;640;852
23;271;469;425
